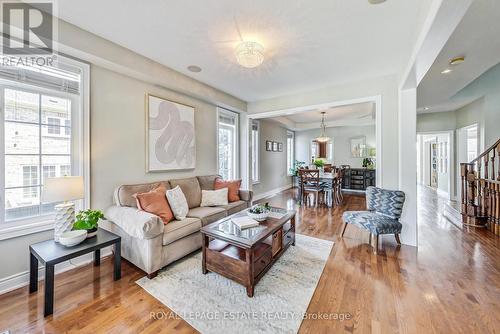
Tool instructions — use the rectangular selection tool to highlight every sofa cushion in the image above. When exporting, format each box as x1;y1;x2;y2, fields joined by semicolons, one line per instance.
214;178;241;202
221;200;247;215
200;188;228;207
197;175;219;190
115;181;170;207
166;186;189;220
134;185;174;224
169;177;202;209
162;217;202;246
187;206;227;226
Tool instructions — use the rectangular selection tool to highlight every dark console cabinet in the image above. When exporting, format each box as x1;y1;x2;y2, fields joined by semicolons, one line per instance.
343;168;376;191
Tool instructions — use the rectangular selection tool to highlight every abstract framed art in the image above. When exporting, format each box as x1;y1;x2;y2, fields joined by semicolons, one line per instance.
146;94;196;171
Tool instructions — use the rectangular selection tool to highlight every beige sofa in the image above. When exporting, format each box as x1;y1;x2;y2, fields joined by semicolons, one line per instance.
100;175;252;278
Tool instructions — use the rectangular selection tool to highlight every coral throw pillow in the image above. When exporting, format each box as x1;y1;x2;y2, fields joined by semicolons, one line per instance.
214;178;241;202
134;186;173;224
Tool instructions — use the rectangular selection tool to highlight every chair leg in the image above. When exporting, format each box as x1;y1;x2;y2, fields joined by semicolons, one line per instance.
341;223;348;237
395;233;401;245
373;234;378;254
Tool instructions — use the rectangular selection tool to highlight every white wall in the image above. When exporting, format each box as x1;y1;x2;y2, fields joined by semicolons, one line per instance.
0;19;247;288
295;125;376;168
252;120;291;197
248;74;400;190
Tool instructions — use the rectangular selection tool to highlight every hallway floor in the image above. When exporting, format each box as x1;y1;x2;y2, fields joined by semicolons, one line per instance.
0;188;498;333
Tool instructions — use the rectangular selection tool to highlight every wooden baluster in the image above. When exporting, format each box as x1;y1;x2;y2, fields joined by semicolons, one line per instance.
491;150;496;181
496;183;500;235
460;163;468;223
497;144;500;181
491;182;497;233
477;162;483;217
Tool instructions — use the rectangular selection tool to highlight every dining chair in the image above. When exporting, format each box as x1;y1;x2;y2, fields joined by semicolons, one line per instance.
300;169;321;207
341;186;406;254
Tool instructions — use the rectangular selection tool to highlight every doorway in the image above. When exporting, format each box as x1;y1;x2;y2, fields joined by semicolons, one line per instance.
456;124;479;202
417;132;453;199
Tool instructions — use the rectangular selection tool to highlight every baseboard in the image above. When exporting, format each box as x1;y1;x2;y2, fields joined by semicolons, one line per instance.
0;247;113;295
443;203;462;229
253;184;293;202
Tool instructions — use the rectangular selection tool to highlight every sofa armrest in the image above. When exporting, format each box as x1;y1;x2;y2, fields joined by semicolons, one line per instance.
104;206;164;239
239;189;253;203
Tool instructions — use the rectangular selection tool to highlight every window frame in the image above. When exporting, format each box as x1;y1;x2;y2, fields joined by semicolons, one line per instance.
217;108;239;180
251;120;260;184
287;130;295;176
0;56;90;240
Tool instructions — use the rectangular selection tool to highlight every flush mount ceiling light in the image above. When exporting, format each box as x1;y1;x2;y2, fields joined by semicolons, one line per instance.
236;41;265;68
368;0;387;4
187;65;202;73
450;56;465;66
315;112;330;143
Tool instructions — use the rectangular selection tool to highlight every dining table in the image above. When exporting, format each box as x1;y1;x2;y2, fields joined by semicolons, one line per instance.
297;172;340;207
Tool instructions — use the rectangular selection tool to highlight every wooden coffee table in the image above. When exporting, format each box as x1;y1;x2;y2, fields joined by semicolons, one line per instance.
201;207;295;297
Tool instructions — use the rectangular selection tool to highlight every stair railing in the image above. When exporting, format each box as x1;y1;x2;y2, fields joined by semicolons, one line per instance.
460;138;500;235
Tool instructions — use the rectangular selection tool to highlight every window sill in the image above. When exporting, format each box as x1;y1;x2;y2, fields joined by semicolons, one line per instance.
0;219;54;241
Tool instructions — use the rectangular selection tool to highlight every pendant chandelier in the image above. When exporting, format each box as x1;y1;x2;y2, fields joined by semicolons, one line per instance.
315;112;330;142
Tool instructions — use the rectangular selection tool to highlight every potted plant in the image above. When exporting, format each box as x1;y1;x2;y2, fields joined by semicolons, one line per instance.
73;209;104;238
289;160;306;176
247;203;271;221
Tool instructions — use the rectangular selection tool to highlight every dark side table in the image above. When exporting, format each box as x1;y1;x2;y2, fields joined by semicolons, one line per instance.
29;228;121;316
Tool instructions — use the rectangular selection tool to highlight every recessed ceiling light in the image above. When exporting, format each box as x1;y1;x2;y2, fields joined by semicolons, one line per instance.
450;56;465;66
368;0;387;4
187;65;202;73
236;41;265;68
441;68;452;74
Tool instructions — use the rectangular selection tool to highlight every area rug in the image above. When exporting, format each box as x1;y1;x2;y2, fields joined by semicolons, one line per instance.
137;234;333;334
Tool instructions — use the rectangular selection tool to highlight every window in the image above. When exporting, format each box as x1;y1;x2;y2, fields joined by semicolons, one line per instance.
466;126;478;162
287;131;294;175
22;166;38;198
60;165;71;176
47;117;60;134
251;121;260;183
217;109;239;180
42;165;56;183
1;57;88;226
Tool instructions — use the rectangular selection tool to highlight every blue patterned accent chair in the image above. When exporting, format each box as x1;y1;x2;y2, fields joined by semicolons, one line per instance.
341;186;406;253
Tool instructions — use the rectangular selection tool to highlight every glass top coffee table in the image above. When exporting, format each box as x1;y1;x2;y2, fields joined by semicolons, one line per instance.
200;207;296;297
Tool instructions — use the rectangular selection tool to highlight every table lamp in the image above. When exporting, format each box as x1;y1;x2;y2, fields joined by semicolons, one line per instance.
42;176;84;242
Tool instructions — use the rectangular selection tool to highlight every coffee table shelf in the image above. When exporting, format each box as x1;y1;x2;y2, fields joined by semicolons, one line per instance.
201;207;295;297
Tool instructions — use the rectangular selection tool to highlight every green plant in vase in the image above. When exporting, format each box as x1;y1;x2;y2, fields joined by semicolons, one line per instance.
313;159;325;169
73;209;104;238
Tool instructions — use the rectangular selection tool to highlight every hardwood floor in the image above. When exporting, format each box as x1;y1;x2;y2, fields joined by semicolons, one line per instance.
0;187;499;333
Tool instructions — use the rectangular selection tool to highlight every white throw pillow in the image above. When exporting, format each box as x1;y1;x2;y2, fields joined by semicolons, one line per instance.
166;186;189;220
200;188;228;207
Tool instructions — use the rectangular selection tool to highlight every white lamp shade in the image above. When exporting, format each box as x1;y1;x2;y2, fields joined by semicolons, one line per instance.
42;176;84;203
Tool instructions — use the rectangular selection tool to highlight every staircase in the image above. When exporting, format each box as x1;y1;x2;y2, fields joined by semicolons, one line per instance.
460;138;500;235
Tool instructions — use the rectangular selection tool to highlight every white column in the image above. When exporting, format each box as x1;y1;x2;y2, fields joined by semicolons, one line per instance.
239;114;251;190
398;88;417;247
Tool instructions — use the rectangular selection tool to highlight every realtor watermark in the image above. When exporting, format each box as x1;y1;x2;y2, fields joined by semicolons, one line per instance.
1;0;57;66
150;311;352;322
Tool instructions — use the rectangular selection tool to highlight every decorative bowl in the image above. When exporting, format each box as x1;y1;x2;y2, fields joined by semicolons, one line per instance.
247;205;270;222
59;230;87;247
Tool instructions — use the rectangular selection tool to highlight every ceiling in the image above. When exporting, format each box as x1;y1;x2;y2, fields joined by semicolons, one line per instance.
268;102;375;130
417;0;500;113
57;0;428;102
